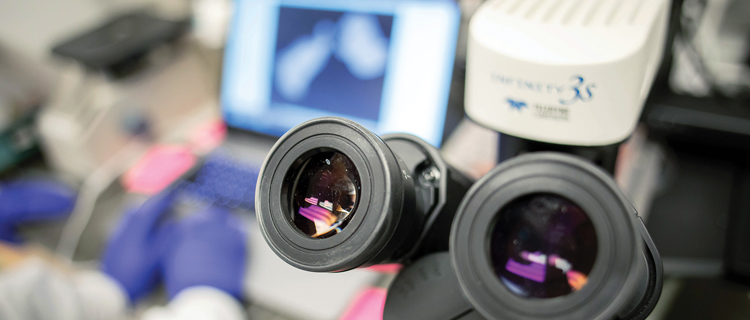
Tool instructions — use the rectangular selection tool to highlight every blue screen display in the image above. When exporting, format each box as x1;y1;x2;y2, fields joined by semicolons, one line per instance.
221;0;459;146
271;8;394;122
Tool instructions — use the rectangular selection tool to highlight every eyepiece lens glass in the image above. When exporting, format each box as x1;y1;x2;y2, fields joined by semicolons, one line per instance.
290;151;360;238
490;193;598;299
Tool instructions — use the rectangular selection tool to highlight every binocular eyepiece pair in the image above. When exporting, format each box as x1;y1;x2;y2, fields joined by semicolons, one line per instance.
256;117;662;320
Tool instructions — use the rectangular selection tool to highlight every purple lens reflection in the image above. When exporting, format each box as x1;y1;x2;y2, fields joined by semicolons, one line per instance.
289;151;360;238
490;194;598;299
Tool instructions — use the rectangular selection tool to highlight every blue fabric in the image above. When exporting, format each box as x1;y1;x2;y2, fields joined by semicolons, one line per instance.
102;190;177;302
161;205;247;300
0;180;76;242
103;188;248;303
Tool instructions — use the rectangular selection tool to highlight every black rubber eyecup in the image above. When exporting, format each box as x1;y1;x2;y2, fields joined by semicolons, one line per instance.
256;117;405;272
450;152;643;320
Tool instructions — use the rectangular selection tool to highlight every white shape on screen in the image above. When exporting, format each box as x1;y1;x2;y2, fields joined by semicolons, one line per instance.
335;13;388;80
275;19;336;102
275;13;389;102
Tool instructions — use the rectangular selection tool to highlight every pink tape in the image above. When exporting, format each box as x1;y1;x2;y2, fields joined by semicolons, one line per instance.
364;264;403;274
122;145;196;195
339;287;387;320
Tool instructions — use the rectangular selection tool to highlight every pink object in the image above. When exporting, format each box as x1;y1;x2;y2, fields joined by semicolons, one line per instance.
122;145;197;195
187;120;227;153
339;287;387;320
364;263;403;274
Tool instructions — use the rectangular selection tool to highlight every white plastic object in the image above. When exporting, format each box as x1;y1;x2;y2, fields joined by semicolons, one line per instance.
465;0;670;146
38;45;219;181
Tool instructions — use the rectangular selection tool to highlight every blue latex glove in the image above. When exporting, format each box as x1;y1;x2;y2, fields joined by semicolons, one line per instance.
102;190;177;302
161;206;247;300
0;180;76;242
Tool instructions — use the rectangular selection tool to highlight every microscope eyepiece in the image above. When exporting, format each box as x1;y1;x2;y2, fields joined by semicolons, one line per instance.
450;153;661;320
384;153;662;320
257;117;470;272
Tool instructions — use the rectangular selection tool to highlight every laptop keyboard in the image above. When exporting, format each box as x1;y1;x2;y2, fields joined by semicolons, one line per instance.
178;152;261;211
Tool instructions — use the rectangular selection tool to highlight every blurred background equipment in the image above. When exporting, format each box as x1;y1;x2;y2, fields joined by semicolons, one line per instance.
642;0;750;291
0;186;248;320
0;43;51;173
38;11;220;182
668;0;750;99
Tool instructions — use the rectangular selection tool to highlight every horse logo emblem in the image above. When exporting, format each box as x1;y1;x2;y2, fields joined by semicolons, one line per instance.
507;98;527;111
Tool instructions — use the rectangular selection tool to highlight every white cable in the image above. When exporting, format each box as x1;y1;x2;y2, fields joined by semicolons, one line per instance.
55;141;148;261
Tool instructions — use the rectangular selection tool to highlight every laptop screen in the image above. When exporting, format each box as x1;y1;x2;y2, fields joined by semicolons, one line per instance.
221;0;460;146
